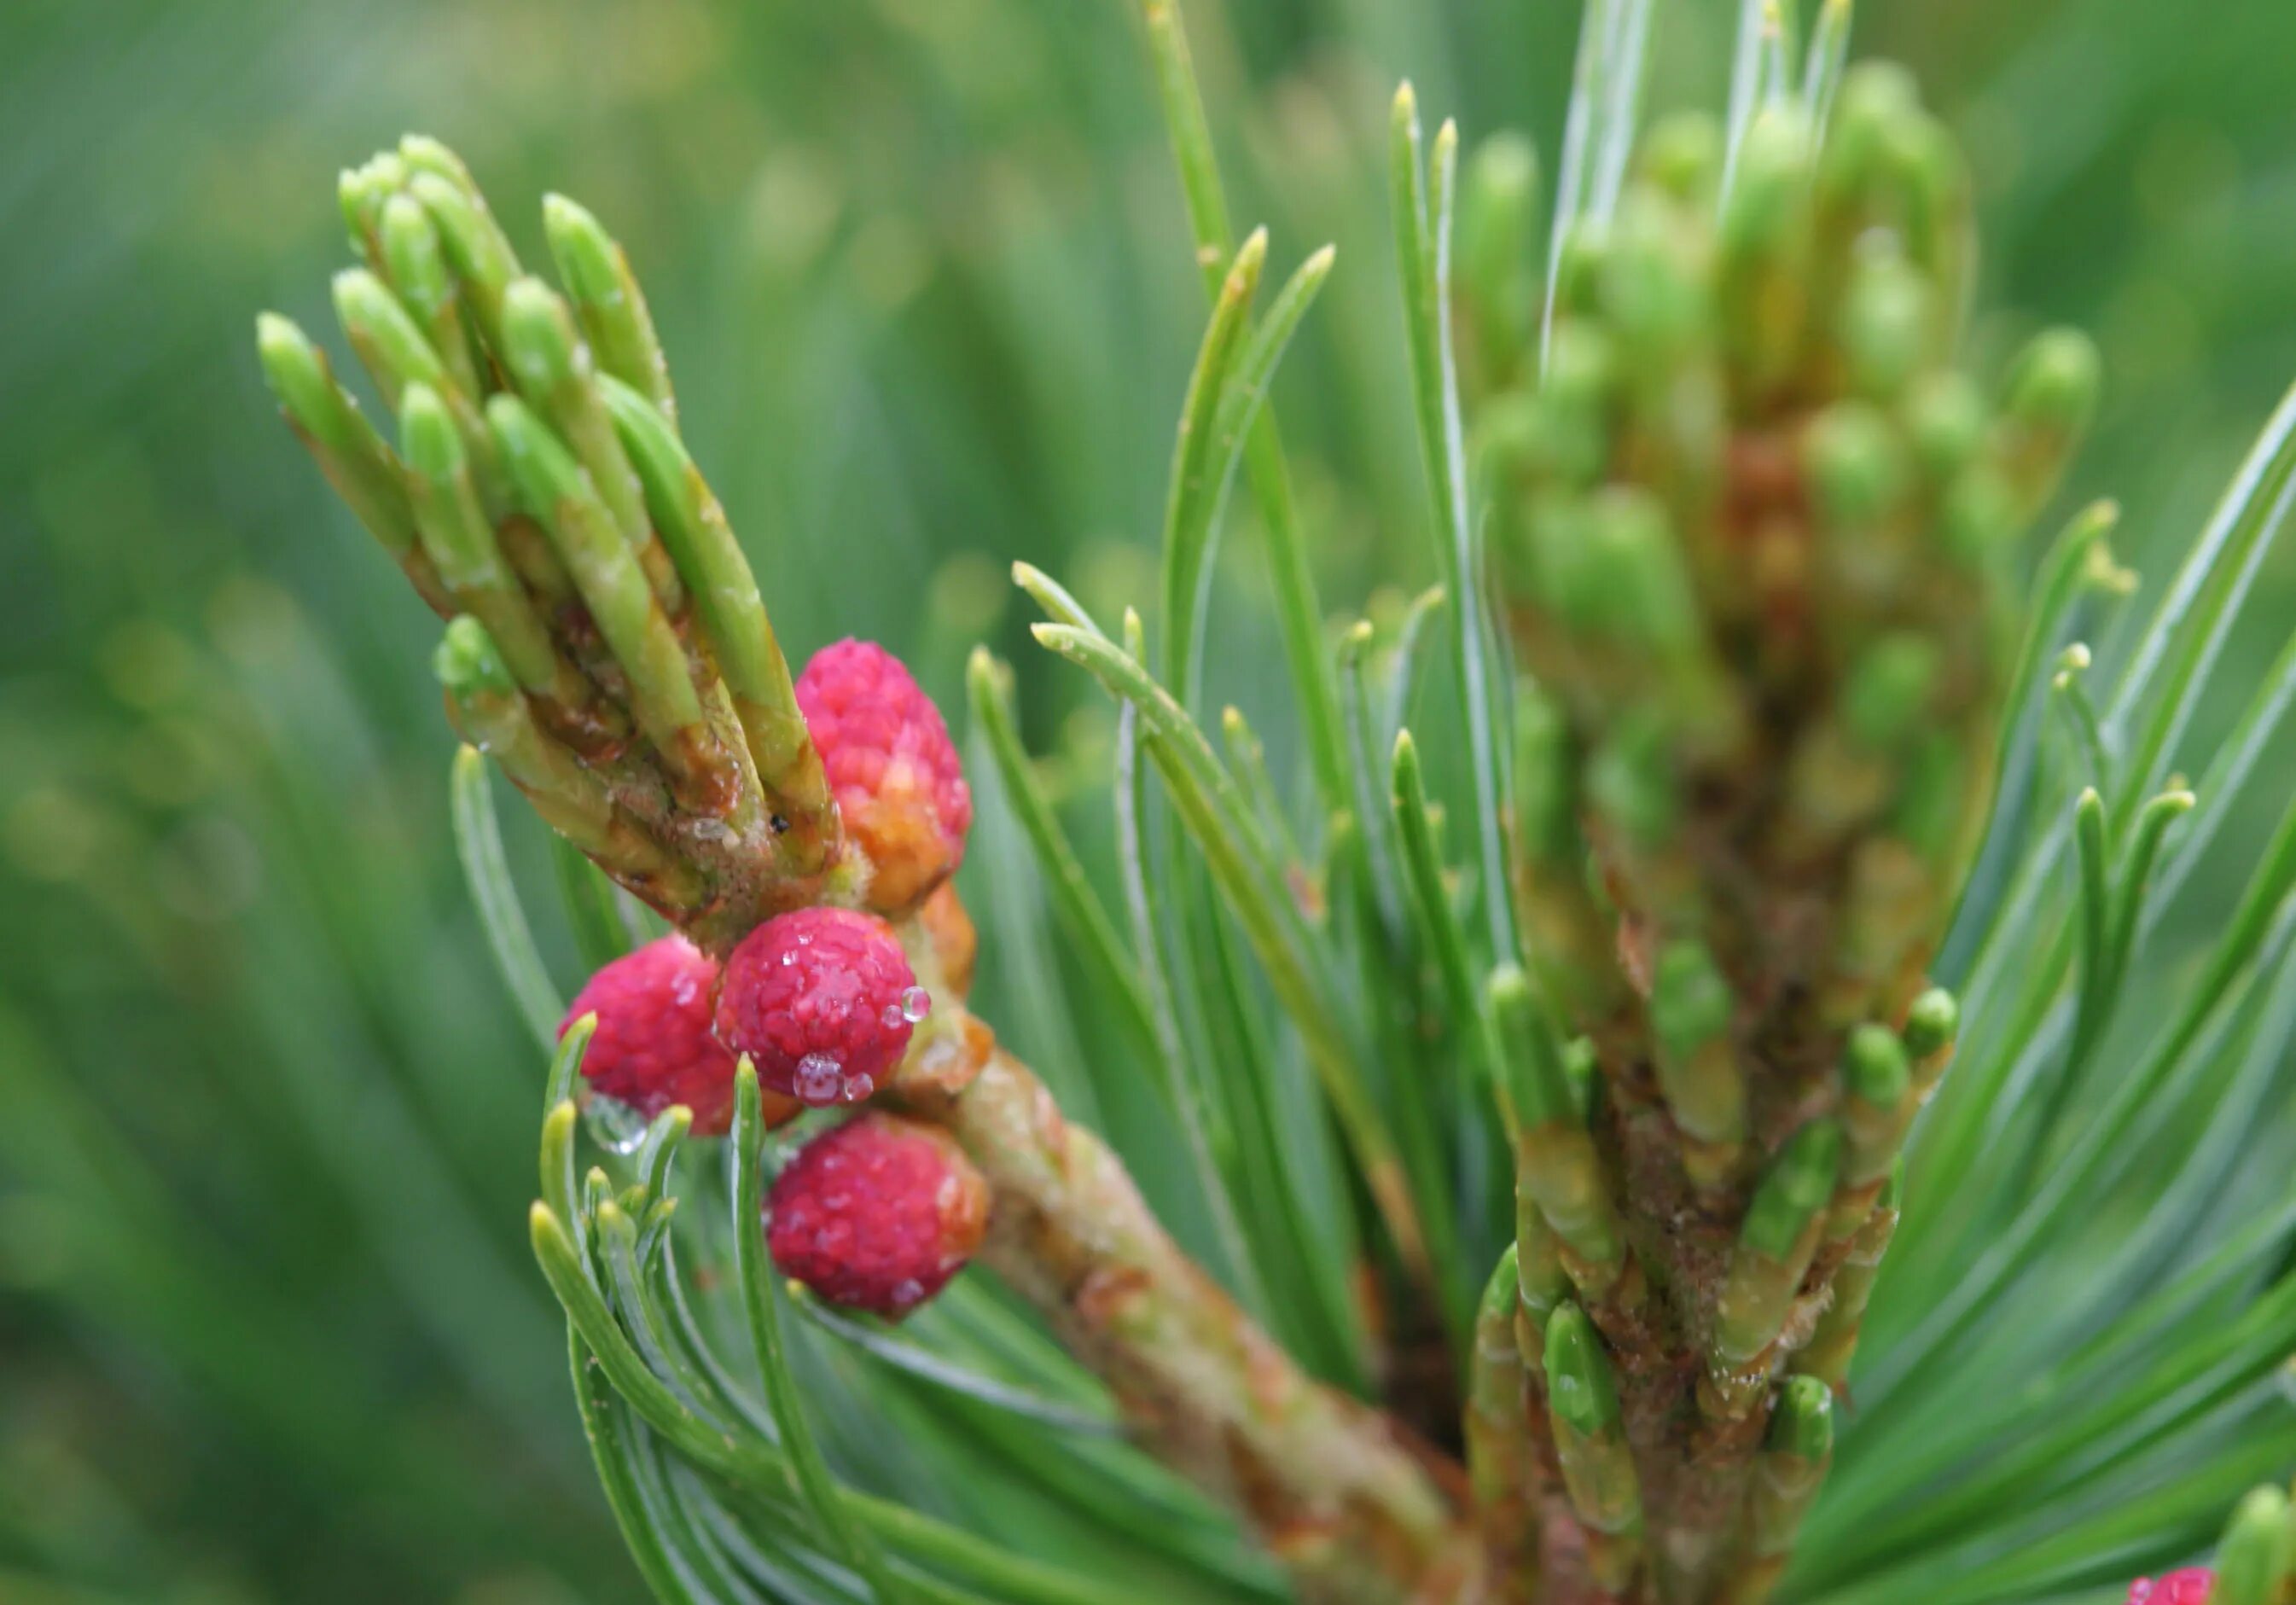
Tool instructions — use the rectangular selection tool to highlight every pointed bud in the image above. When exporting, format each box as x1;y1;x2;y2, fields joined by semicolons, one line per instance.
1721;107;1815;394
1723;108;1814;259
255;313;438;602
1584;489;1698;651
331;267;447;412
1601;194;1709;363
1512;676;1576;864
544;191;677;420
1550;226;1613;325
1997;327;2102;516
1537;323;1619;485
1818;62;1921;205
2211;1486;2293;1605
1588;709;1678;847
486;393;710;776
498;276;666;604
337;152;407;258
1544;1301;1624;1438
1798;1158;1901;1390
1842;633;1939;751
1840;245;1934;399
1714;1121;1842;1383
1904;371;1989;482
403;385;591;716
406;166;522;346
1637;112;1722;208
1742;1120;1842;1261
1904;984;1959;1057
1468;1245;1529;1510
1544;1302;1644;1590
1494;966;1627;1293
1649;939;1747;1182
1489;964;1577;1130
1805;402;1909;532
1458;131;1541;360
1747;1375;1835;1561
1514;1213;1571;1364
379;191;481;397
434;614;514;698
1840;1023;1914;1186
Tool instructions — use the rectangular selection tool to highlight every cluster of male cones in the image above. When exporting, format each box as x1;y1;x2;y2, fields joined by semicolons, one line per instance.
254;34;2296;1605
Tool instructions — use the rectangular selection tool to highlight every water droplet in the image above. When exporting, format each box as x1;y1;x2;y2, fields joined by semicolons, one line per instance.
841;1072;875;1103
900;986;933;1024
891;1278;925;1310
584;1093;649;1155
881;1003;902;1027
793;1052;844;1106
780;951;797;967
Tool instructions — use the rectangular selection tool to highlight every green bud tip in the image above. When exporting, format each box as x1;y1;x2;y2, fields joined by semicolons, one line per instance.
1806;403;1908;528
1903;986;1959;1057
254;313;330;422
398;133;476;191
485;393;543;461
1392;726;1421;779
398;383;462;479
433;614;513;696
1588;712;1677;845
2213;1485;2294;1601
1842;1023;1910;1106
1543;1301;1622;1436
1487;961;1532;1021
1843;251;1932;393
501;276;582;383
2006;328;2103;433
1586;489;1694;646
1769;1375;1835;1458
1742;1119;1843;1259
1904;372;1989;479
1468;131;1538;208
1725;106;1814;242
329;266;397;330
338;153;407;228
1638;112;1722;203
1562;1037;1598;1108
543;192;636;311
1652;940;1732;1055
1838;61;1920;125
1481;1243;1522;1324
381;191;441;261
1844;633;1939;748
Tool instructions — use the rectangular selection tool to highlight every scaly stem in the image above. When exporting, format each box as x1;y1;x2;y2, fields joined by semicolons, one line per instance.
888;939;1474;1604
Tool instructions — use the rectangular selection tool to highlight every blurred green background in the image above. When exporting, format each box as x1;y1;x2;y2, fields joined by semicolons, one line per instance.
5;1;2295;1600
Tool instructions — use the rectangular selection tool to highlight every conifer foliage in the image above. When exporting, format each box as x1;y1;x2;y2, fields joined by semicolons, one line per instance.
259;0;2296;1599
